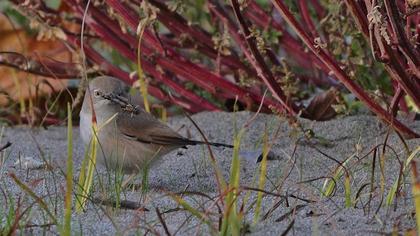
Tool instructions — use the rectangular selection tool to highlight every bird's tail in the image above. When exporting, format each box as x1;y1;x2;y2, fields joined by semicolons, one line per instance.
150;135;233;148
187;140;234;148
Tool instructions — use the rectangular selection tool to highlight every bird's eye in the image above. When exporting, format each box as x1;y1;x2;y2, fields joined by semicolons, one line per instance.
93;89;102;98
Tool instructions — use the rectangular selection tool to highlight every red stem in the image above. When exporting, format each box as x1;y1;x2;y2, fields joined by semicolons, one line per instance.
384;0;420;72
309;0;326;20
146;0;255;76
66;35;204;113
0;51;82;79
245;2;332;74
271;0;419;138
346;0;420;107
383;45;420;106
298;0;318;38
104;0;285;112
71;8;221;111
389;85;403;117
230;0;299;115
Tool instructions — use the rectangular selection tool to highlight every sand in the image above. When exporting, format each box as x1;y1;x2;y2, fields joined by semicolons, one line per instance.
0;111;419;235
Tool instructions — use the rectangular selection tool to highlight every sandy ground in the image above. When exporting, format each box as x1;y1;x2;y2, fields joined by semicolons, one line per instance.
0;111;419;235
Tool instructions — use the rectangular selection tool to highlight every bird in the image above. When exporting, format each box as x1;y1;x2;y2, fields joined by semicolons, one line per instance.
79;76;232;174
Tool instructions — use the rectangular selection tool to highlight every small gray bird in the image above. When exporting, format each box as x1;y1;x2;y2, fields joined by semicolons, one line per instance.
79;76;232;174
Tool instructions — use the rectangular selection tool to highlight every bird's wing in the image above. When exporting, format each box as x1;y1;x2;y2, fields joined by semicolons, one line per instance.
116;109;191;146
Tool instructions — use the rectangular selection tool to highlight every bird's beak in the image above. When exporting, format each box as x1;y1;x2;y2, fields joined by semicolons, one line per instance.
113;94;129;104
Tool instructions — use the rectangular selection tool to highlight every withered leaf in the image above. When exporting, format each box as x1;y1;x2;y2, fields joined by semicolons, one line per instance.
303;88;339;121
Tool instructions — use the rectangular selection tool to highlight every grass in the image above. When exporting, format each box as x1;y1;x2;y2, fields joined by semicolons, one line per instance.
75;123;98;212
135;0;157;114
0;108;419;235
254;128;269;223
386;145;419;206
410;147;420;232
220;126;243;236
8;172;58;225
170;106;283;235
321;153;355;207
0;1;420;232
1;0;419;232
0;126;7;175
11;69;26;117
62;102;73;236
75;102;118;212
0;187;18;234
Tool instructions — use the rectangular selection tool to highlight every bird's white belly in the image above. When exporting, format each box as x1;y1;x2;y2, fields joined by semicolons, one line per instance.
80;110;169;174
97;131;170;174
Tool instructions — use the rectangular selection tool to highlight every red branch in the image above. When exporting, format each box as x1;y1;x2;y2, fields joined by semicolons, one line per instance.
271;0;419;138
230;0;298;114
104;0;285;112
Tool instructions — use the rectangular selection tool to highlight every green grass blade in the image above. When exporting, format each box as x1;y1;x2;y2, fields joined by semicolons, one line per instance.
11;69;26;116
322;154;354;197
344;174;351;207
75;141;89;212
379;151;385;203
76;123;99;212
63;103;73;235
410;149;420;233
76;112;120;212
254;129;269;223
83;126;98;207
221;129;244;236
386;146;420;205
170;194;216;233
136;16;150;113
9;173;57;224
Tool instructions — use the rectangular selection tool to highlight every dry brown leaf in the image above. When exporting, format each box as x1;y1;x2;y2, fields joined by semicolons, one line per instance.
0;14;74;106
303;88;339;121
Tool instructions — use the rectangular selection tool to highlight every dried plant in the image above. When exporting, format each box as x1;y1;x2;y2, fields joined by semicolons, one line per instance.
0;0;418;137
